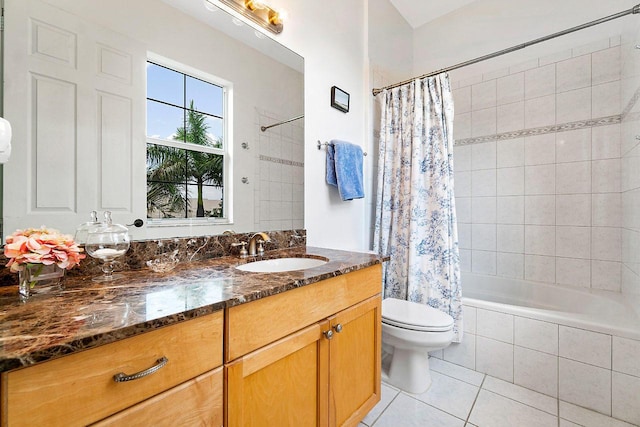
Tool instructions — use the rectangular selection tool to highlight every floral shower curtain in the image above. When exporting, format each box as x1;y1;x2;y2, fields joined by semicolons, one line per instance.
373;73;462;342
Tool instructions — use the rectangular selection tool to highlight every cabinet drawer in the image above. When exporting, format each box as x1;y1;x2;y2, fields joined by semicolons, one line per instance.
92;368;223;427
226;264;382;361
2;311;223;427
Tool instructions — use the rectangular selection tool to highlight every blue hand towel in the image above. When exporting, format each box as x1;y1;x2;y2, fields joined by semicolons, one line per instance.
326;140;364;201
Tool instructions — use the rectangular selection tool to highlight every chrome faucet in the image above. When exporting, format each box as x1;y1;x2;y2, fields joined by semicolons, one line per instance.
248;232;270;256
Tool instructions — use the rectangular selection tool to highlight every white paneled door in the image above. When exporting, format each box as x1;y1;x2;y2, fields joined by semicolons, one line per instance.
3;0;146;237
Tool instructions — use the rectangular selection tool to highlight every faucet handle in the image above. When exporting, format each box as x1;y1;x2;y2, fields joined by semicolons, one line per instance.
257;239;265;256
231;241;248;258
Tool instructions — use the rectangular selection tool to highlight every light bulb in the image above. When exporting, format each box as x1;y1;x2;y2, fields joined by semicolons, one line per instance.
203;0;218;12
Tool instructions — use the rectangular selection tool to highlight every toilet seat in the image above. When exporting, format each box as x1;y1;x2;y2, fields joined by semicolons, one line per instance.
382;298;453;332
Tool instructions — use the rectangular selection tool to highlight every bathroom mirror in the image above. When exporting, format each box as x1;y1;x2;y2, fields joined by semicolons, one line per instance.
2;0;304;240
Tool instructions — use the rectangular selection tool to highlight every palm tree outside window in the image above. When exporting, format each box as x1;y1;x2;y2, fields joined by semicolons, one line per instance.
146;61;226;219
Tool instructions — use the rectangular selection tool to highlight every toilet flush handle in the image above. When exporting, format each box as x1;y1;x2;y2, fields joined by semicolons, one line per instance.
333;324;343;333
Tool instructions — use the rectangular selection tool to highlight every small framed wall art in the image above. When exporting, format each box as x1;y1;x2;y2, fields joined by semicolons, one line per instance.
331;86;350;113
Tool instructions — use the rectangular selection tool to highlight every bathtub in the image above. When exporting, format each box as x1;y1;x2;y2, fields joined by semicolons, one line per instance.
444;273;640;423
461;272;640;340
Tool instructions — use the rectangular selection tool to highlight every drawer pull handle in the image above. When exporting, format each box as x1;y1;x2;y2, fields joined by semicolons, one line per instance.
323;330;334;340
333;324;343;333
113;357;169;382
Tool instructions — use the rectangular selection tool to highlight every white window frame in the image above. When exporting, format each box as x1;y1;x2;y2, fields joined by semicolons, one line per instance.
145;52;234;227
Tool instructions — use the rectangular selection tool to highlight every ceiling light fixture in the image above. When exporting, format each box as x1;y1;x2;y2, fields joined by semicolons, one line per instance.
211;0;284;34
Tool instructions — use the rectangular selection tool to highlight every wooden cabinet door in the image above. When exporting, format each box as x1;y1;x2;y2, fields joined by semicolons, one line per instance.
328;296;382;427
226;322;330;427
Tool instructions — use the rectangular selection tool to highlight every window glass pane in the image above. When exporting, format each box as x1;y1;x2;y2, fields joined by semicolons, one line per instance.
203;115;224;148
147;63;184;106
186;151;223;187
186;76;223;117
187;184;223;218
147;144;188;219
147;100;185;141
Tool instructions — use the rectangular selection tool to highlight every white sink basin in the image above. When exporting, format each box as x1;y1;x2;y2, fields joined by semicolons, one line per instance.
236;257;328;273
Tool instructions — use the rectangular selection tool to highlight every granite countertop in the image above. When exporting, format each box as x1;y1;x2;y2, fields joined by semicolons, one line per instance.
0;246;385;372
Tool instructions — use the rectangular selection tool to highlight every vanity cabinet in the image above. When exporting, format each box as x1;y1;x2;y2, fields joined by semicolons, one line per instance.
225;265;382;427
0;311;224;427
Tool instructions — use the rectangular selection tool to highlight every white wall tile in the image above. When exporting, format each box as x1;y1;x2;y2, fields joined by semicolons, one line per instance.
573;39;609;56
472;108;497;137
556;128;591;163
515;317;558;355
559;401;634;427
514;346;559;397
556;226;591;259
556;194;591;226
592;124;621;160
476;336;514;382
539;49;571;67
497;196;524;224
592;81;621;118
454;112;471;140
444;333;476;369
458;223;472;249
454;145;472;171
559;358;612;415
592;193;621;227
525;225;555;256
591;260;621;292
556;161;591;194
525;195;556;225
592;227;621;261
497;72;524;105
471;170;497;196
592;158;620;193
613;336;640;377
459;249;472;272
497;167;524;196
510;58;539;74
612;372;640;425
497;102;525;133
462;306;477;334
472;80;497;111
472;197;496;224
497;252;524;278
557;87;591;123
592;46;621;85
559;326;612;369
556;55;591;92
525;164;556;195
525;64;556;99
497;138;524;168
456;197;471;223
524;134;556;165
525;95;556;128
477;309;514;343
472;250;496;275
556;258;591;288
472;224;496;251
471;141;497;170
497;224;524;253
455;171;471;197
453;86;472;114
525;255;556;283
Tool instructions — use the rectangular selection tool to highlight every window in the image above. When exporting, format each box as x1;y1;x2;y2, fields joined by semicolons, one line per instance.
146;61;228;220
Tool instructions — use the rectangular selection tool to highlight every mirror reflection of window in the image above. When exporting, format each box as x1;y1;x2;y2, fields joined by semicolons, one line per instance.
146;61;227;220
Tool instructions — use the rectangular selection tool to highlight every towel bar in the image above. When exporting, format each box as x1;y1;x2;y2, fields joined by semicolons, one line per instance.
317;140;367;156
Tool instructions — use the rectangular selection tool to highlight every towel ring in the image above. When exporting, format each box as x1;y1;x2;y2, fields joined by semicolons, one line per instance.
317;140;367;156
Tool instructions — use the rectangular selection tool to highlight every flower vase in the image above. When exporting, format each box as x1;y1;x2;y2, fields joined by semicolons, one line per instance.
18;264;65;299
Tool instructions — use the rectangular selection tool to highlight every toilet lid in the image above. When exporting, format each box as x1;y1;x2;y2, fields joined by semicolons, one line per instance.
382;298;454;332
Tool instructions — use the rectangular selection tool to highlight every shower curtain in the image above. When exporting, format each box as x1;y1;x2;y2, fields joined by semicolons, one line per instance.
374;73;462;342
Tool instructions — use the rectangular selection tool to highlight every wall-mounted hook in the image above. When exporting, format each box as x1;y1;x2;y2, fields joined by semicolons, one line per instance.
241;142;249;150
241;177;249;184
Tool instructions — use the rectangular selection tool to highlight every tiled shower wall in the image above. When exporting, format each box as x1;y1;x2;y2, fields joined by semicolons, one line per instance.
621;28;640;296
254;109;305;231
452;37;624;291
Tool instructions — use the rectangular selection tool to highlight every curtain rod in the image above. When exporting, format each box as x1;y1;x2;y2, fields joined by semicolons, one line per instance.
372;4;640;96
260;115;304;132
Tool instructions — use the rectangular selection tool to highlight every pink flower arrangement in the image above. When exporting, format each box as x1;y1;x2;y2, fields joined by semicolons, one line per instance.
4;227;85;272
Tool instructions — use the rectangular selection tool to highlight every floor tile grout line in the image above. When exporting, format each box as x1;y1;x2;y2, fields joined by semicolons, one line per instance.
480;387;559;419
465;373;487;425
367;389;401;427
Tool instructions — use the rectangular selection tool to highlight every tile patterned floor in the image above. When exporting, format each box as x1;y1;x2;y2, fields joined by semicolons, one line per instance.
360;358;637;427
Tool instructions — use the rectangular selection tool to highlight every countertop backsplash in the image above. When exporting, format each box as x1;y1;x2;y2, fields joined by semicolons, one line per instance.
0;229;306;286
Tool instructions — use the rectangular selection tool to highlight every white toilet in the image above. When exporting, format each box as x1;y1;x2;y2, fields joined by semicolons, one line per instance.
381;297;454;394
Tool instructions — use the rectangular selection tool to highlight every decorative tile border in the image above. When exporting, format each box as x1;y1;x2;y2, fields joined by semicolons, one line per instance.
259;154;303;168
454;115;622;146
